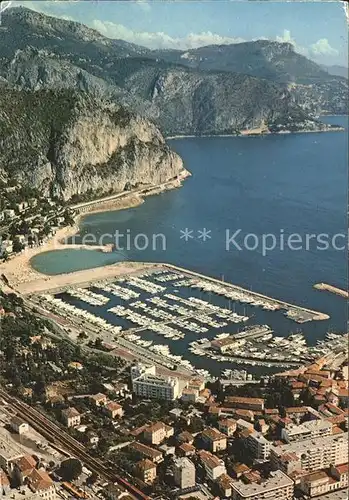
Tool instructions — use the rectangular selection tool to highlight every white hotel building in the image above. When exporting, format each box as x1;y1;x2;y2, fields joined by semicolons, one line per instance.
131;363;180;400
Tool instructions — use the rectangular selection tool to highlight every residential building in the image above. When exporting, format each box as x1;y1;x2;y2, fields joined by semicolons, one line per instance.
159;444;175;456
144;422;173;445
132;372;180;400
188;378;205;392
28;468;56;500
178;443;196;457
299;464;348;497
217;474;234;498
128;442;163;463
61;407;81;428
105;402;124;419
173;457;196;489
198;450;226;480
181;388;199;403
177;431;194;444
281;419;332;443
202;428;227;452
271;432;348;473
232;470;294;500
218;418;237;437
90;393;107;407
236;419;254;432
136;459;157;484
256;419;269;434
10;417;29;435
225;396;265;411
273;452;302;475
246;432;271;461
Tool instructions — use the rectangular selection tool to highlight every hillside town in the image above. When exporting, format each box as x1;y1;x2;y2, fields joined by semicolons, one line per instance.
0;291;348;500
0;182;74;259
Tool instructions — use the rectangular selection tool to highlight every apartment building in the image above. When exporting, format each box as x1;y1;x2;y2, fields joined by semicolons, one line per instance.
246;432;271;461
218;418;237;437
281;419;332;443
198;450;226;480
271;432;348;473
128;442;163;463
136;459;157;485
144;422;174;445
132;372;180;400
202;428;227;452
232;470;294;500
173;458;196;489
225;396;265;411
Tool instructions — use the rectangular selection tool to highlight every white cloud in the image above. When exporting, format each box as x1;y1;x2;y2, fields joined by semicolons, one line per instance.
276;29;296;46
310;38;338;57
9;4;344;64
91;19;245;50
275;29;309;57
275;29;339;62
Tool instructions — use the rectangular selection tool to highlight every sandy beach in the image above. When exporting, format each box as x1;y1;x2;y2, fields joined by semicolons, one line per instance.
0;193;146;288
0;175;187;291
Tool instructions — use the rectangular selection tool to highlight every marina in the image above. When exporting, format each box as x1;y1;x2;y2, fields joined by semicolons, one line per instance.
27;263;339;378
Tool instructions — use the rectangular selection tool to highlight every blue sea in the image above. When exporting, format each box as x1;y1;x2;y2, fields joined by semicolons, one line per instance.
32;116;348;373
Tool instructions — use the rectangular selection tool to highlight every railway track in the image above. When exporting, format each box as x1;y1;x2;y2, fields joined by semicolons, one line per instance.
0;389;150;500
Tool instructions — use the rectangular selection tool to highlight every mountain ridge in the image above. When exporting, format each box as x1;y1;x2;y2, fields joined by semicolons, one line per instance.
1;7;346;135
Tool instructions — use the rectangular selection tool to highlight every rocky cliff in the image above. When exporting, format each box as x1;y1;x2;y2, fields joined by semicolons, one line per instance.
123;65;335;135
0;88;186;201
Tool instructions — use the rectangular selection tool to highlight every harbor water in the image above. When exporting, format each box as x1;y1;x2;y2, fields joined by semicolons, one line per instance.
31;116;348;375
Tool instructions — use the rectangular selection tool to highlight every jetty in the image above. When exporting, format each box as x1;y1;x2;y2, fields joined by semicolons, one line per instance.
314;283;348;299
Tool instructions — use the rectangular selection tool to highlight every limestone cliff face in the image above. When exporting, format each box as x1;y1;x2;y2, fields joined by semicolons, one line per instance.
0;89;186;200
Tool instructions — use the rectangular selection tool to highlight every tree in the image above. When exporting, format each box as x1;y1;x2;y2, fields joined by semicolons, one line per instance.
60;458;83;481
1;251;9;262
13;237;24;254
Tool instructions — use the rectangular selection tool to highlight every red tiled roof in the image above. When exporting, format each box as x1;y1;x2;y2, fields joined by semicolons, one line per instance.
28;469;53;492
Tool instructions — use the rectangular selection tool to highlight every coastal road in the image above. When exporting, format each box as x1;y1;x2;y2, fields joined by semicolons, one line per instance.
0;388;150;500
70;175;185;213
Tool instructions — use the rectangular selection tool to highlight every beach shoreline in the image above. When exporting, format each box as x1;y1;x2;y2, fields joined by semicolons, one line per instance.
0;175;187;289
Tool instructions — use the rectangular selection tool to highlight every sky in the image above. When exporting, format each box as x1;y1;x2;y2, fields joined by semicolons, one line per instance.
10;0;349;66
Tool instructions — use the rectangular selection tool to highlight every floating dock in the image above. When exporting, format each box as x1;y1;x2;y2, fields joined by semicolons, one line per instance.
314;283;348;299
